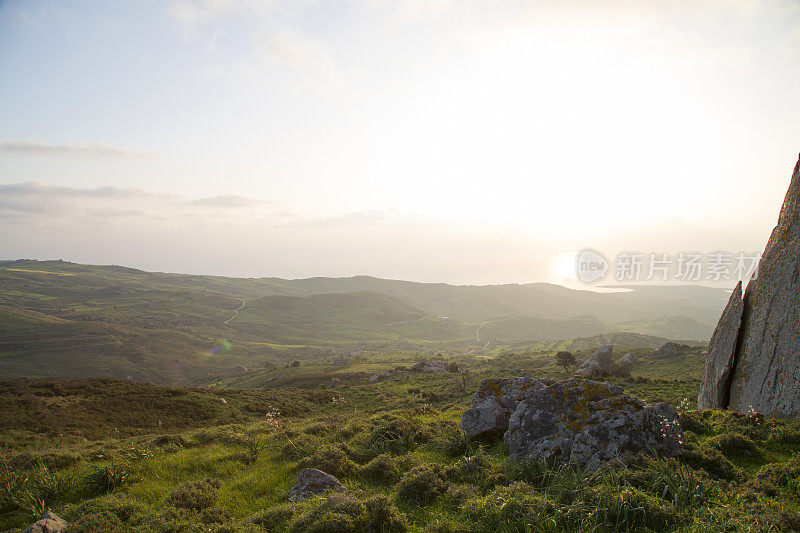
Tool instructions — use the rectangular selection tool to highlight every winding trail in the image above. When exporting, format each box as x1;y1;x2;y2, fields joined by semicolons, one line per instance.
476;323;485;342
224;298;246;324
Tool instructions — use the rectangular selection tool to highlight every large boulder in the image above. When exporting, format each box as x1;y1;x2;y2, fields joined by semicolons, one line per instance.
575;345;615;377
460;377;554;438
504;378;684;468
23;511;67;533
288;468;345;501
698;282;743;409
700;154;800;416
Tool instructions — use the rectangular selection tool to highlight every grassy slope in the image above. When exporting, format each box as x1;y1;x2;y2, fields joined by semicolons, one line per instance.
1;347;798;532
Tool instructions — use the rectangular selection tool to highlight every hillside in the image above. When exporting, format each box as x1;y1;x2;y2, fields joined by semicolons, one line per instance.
0;260;722;384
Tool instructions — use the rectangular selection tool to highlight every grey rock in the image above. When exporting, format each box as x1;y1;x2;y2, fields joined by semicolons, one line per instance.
728;154;800;416
288;468;345;501
617;352;637;367
23;511;67;533
575;345;614;377
698;282;743;409
650;342;689;358
460;377;553;438
504;377;683;468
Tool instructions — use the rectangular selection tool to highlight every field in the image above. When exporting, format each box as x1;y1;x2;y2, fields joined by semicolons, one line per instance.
3;346;800;532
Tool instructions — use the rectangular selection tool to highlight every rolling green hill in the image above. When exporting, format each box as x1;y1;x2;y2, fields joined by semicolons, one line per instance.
0;259;721;384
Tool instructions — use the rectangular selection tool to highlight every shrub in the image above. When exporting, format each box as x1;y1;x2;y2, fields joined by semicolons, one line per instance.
366;416;427;455
165;478;222;511
62;492;145;527
81;463;131;496
587;484;678;530
396;463;452;504
681;445;740;481
281;433;320;460
305;421;337;436
250;503;296;532
201;505;234;525
239;433;268;464
299;445;359;478
440;430;476;458
465;482;556;531
756;455;800;489
361;454;400;484
453;448;495;486
151;434;189;449
445;483;480;507
704;432;759;458
288;493;407;533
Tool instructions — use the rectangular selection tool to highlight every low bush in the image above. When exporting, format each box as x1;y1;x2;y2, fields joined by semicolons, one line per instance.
288;493;407;533
361;453;400;484
395;463;453;504
299;445;359;478
165;478;222;511
704;431;759;458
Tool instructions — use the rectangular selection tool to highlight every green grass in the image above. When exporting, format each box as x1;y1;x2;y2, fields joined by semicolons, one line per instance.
2;352;800;532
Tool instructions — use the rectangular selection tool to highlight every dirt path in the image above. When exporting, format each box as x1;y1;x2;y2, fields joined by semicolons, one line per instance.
224;298;246;324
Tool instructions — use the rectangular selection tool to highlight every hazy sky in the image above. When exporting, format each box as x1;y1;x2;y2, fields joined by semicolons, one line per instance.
1;0;799;285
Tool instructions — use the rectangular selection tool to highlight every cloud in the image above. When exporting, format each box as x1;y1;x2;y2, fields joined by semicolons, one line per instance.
255;31;338;77
292;209;448;228
0;139;158;159
185;194;267;207
0;182;272;222
168;0;341;83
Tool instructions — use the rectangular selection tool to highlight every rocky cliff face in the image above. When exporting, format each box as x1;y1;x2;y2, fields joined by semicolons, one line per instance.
699;154;800;416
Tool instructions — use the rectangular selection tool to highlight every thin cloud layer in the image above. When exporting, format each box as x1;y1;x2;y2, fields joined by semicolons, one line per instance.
0;139;157;159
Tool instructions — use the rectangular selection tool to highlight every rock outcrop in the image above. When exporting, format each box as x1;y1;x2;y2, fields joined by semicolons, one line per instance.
504;378;683;468
698;282;743;409
461;376;554;438
22;511;67;533
288;468;346;501
575;345;615;377
461;377;684;467
650;342;689;358
699;154;800;417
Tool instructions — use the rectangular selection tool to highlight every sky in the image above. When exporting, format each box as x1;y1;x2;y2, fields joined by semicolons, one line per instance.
1;0;799;285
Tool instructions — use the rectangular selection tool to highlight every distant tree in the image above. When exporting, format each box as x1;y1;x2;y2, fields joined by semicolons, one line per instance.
457;370;473;393
555;351;576;372
291;360;301;368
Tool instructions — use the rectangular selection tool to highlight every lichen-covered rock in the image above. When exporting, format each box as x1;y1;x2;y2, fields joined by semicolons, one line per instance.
504;377;684;468
23;511;67;533
288;468;345;501
575;345;615;377
698;282;743;409
460;377;553;438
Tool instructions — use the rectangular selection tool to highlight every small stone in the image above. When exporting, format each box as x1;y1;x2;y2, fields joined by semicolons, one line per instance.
23;511;67;533
288;468;346;501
